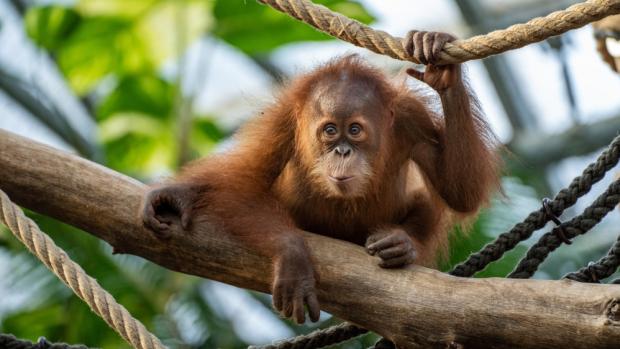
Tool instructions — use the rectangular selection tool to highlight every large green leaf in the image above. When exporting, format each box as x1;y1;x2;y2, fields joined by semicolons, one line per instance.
55;16;151;94
213;0;374;54
190;117;229;157
25;6;81;50
76;0;214;65
24;1;212;95
97;74;175;121
101;128;175;176
133;0;213;64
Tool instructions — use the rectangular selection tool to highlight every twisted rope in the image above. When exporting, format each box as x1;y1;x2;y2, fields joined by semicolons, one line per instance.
248;323;368;349
450;134;620;277
257;0;620;64
509;179;620;278
0;190;166;349
0;334;88;349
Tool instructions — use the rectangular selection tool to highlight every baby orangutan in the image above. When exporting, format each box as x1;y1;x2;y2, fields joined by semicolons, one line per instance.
142;31;500;324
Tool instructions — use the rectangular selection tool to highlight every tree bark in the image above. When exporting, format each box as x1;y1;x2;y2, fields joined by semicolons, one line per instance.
1;129;620;349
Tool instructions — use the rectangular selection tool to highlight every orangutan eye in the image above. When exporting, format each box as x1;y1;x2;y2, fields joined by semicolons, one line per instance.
323;124;338;136
349;123;362;136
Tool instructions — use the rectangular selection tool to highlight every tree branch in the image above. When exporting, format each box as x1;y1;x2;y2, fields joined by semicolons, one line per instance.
1;129;620;348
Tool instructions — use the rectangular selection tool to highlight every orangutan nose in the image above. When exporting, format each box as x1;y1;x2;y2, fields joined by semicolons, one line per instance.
334;145;352;158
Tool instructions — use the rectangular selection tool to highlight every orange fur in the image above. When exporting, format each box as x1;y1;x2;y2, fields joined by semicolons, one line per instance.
175;55;500;268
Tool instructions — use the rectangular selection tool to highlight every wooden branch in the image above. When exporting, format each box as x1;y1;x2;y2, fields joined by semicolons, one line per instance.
1;129;620;349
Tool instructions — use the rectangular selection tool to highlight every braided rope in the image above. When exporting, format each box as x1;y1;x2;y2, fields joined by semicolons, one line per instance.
0;334;88;349
564;232;620;282
450;134;620;277
0;190;166;349
509;179;620;278
248;323;368;349
257;0;620;64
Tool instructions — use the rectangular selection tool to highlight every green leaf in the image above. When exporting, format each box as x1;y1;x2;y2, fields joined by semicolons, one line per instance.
76;0;159;18
101;130;175;175
132;0;213;65
2;304;66;342
190;117;229;157
213;0;374;54
56;17;152;94
97;74;175;121
28;1;211;95
25;6;81;50
76;0;215;65
194;118;225;142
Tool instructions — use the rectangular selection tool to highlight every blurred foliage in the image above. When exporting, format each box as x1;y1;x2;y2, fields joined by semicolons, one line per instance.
97;74;175;121
213;0;373;54
24;0;218;176
25;6;80;51
26;1;212;94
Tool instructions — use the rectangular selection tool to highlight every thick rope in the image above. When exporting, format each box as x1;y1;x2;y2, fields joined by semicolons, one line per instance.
564;232;620;282
257;0;620;65
0;334;88;349
0;190;166;349
450;134;620;277
248;323;368;349
509;178;620;278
